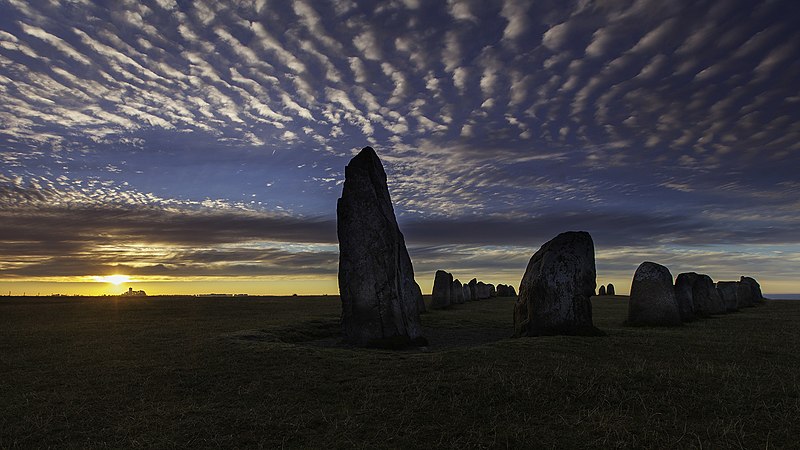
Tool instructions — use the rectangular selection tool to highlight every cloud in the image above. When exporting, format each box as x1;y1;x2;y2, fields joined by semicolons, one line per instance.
542;22;570;50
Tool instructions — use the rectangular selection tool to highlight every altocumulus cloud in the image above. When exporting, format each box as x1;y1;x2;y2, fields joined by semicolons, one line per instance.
0;0;799;288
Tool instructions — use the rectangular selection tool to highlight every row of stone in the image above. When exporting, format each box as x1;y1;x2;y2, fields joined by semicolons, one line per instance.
430;270;518;309
597;284;616;296
626;261;765;326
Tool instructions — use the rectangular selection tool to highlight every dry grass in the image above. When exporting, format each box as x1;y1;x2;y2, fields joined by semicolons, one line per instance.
1;295;798;448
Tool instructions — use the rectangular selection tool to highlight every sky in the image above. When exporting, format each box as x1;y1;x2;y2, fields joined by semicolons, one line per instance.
1;0;799;296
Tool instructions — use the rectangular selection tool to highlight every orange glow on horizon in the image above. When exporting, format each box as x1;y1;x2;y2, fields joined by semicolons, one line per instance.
92;275;131;285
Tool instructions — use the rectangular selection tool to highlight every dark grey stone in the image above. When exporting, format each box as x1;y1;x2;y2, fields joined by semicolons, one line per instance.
431;270;453;309
627;262;681;326
740;276;765;304
606;283;615;295
674;272;698;322
513;231;602;337
691;274;725;316
598;285;606;296
468;278;478;301
716;281;739;312
337;147;426;348
452;278;465;304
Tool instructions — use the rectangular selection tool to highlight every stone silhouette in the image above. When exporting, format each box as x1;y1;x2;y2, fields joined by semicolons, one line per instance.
462;284;471;302
606;283;615;295
431;269;453;309
674;272;698;322
468;278;478;301
598;285;606;296
736;281;754;308
627;262;681;326
337;147;426;348
692;274;725;316
476;282;490;299
488;284;496;297
740;276;765;304
716;281;739;312
452;278;465;304
513;231;602;337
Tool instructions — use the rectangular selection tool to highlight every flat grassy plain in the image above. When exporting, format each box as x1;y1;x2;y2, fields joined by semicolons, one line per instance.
1;295;799;448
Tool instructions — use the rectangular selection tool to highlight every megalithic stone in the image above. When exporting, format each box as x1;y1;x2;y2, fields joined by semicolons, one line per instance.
337;147;426;348
514;231;603;336
627;262;681;326
431;270;453;309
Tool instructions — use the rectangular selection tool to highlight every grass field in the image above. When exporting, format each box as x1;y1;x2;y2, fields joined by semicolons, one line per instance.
1;295;799;448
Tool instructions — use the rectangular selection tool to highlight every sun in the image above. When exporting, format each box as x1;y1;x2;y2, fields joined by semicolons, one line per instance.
93;275;131;285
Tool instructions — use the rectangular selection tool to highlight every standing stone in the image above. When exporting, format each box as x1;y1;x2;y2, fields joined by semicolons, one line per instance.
627;262;681;326
607;283;615;295
337;147;426;348
692;274;725;316
488;284;496;297
431;270;453;309
736;281;754;308
513;231;602;337
476;282;489;299
452;279;464;304
674;272;698;322
598;285;606;296
740;276;765;304
717;282;739;312
462;284;471;302
508;285;517;296
468;278;478;301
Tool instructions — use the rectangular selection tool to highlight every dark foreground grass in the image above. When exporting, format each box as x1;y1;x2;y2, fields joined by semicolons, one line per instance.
1;295;799;448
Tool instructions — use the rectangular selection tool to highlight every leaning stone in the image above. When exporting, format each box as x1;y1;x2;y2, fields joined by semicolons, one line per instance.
431;270;453;309
674;272;698;322
337;146;426;347
716;281;739;312
513;231;603;336
626;262;681;326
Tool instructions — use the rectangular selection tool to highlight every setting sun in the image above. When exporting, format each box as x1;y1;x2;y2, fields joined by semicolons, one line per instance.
93;275;131;285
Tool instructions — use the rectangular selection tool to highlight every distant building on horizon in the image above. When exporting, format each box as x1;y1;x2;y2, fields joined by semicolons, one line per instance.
121;287;147;297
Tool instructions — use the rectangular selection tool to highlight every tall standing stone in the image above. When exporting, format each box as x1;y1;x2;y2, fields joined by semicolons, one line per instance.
337;147;426;347
513;231;602;337
606;283;615;295
452;278;465;304
431;270;453;309
468;278;478;301
627;262;681;326
674;272;698;322
462;284;471;302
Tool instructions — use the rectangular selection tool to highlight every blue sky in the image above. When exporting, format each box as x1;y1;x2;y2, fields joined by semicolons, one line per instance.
0;0;799;294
